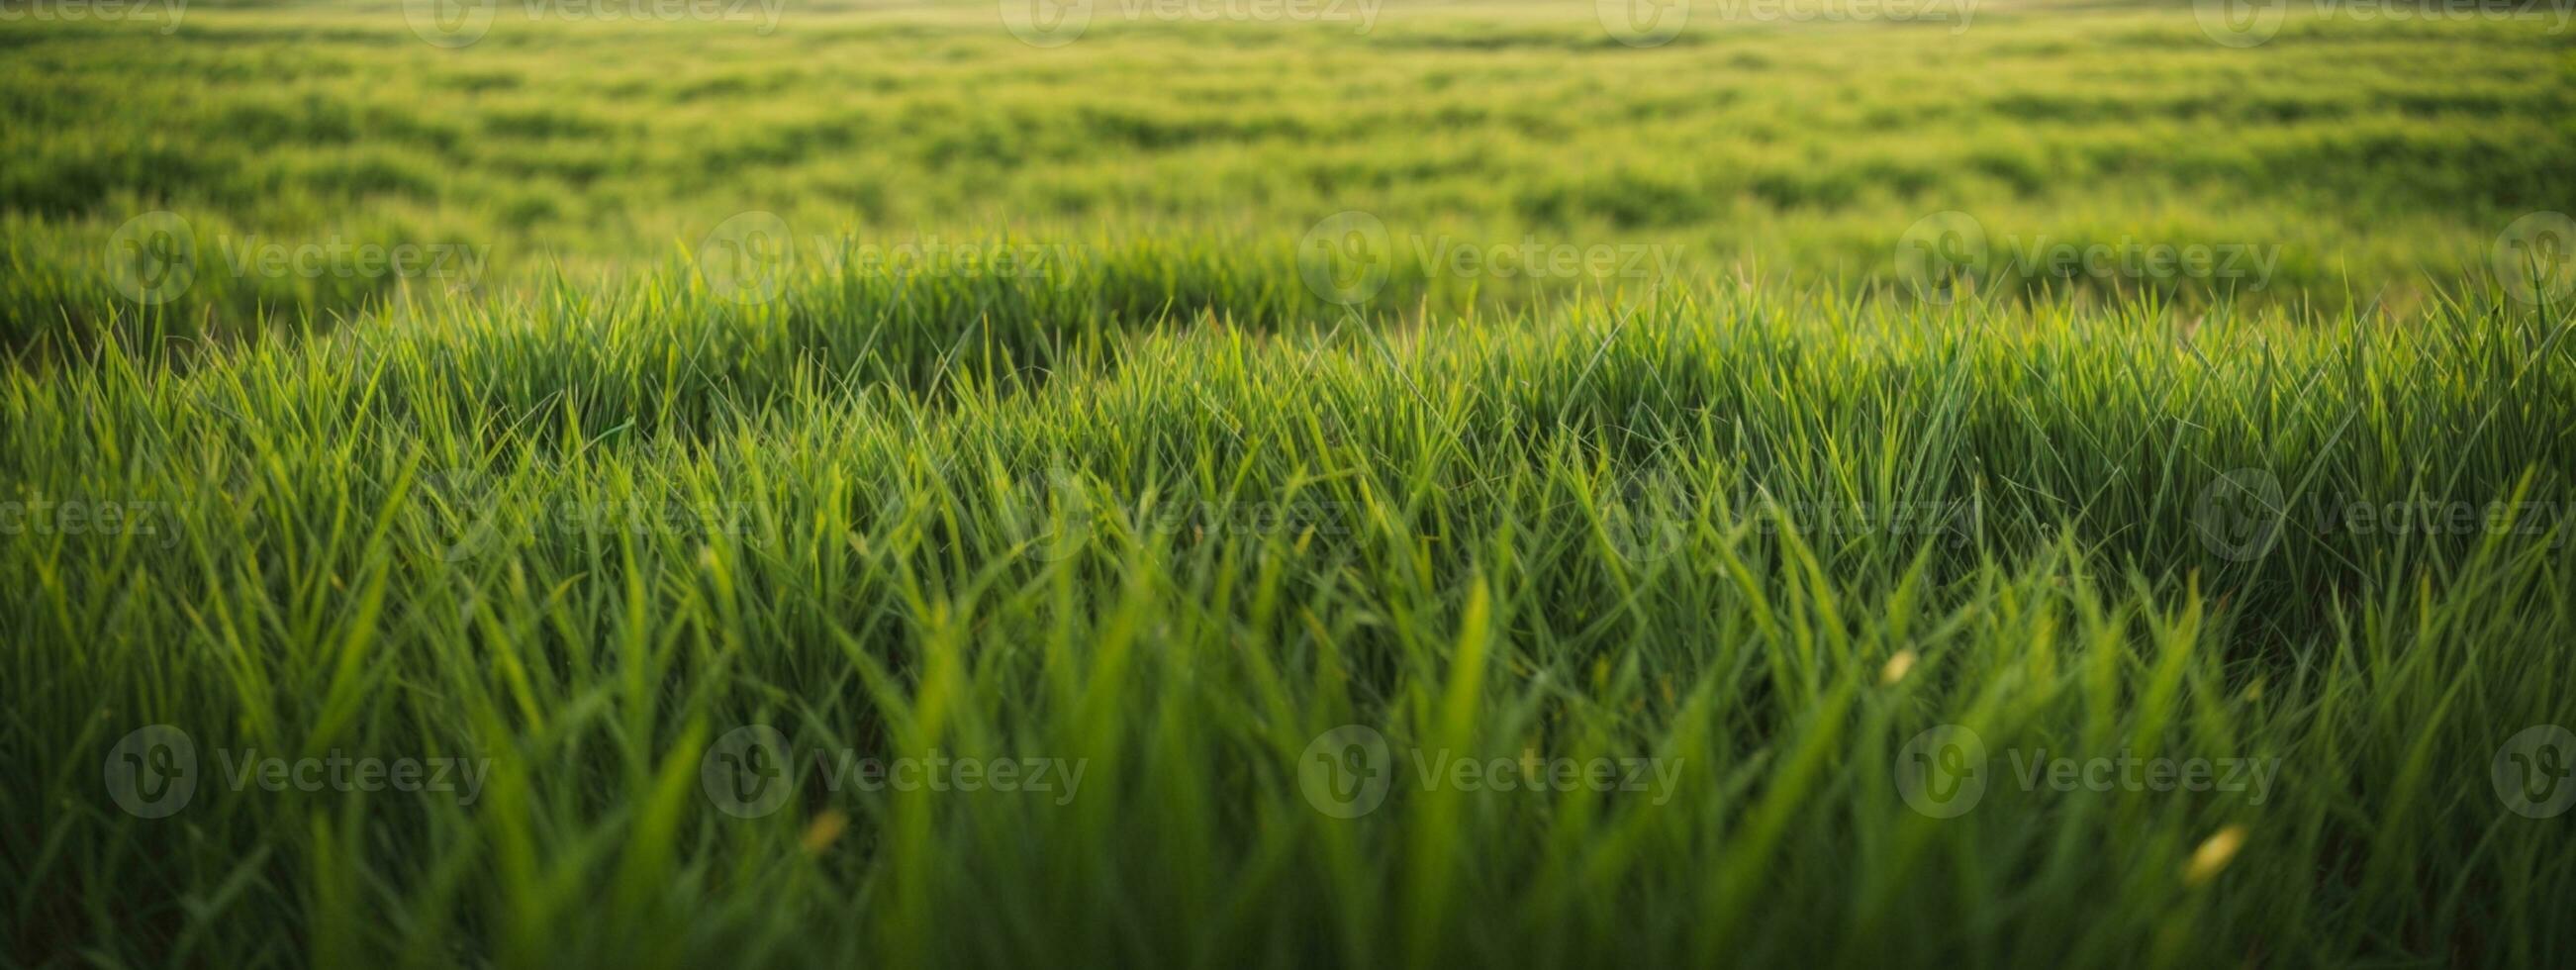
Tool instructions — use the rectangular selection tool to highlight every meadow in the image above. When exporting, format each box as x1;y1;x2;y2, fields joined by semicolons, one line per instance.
5;1;2576;967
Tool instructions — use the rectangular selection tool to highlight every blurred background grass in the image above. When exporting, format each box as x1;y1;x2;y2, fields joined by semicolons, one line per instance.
5;0;2569;349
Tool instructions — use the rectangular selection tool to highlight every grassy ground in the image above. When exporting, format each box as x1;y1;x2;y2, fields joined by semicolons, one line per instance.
6;2;2576;968
5;0;2572;348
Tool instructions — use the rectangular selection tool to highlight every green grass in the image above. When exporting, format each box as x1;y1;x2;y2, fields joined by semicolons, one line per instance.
6;2;2576;968
6;0;2572;349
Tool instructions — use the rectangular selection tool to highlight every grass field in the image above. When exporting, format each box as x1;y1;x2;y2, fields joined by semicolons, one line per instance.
6;1;2576;967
